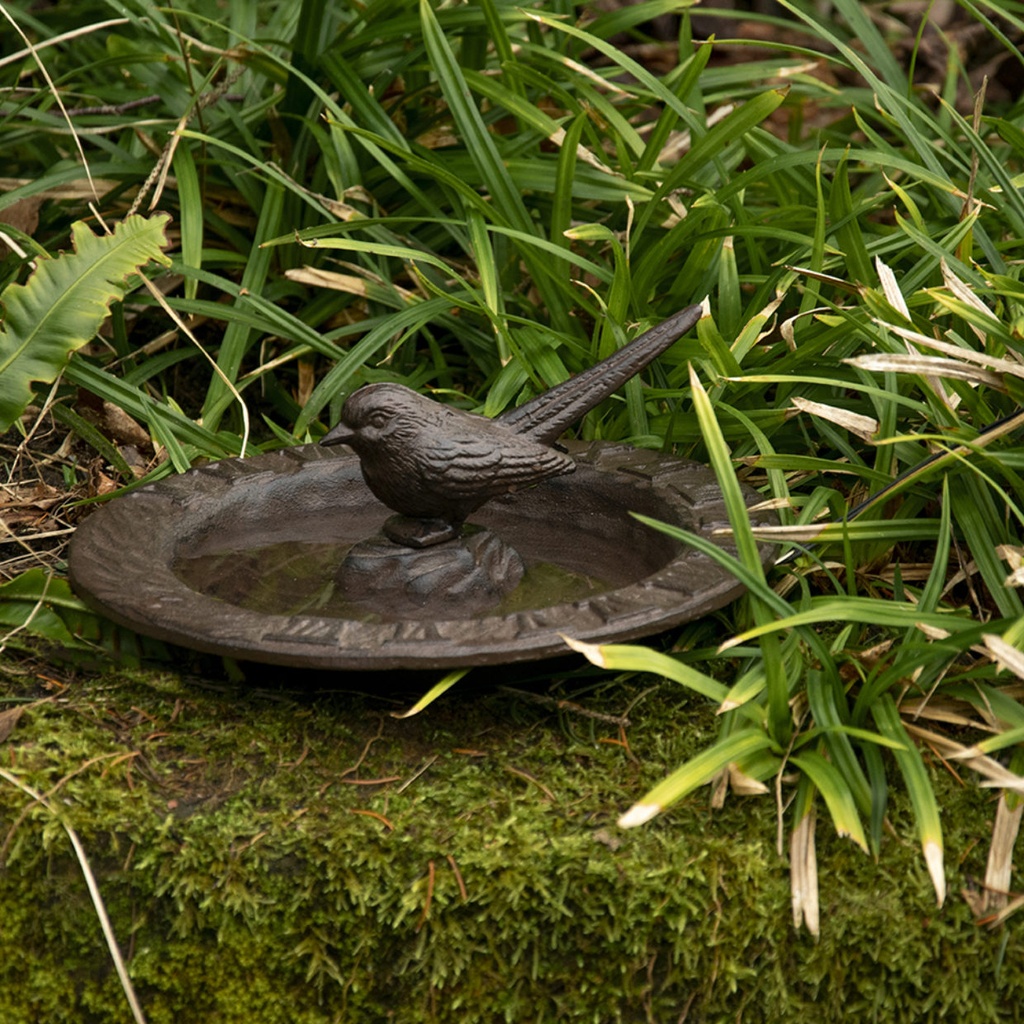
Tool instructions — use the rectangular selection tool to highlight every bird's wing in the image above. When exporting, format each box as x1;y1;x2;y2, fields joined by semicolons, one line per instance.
433;431;574;500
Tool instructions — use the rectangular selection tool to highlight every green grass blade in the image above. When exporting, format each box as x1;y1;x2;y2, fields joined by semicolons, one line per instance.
526;10;703;136
689;365;790;741
467;208;508;363
872;694;946;906
392;671;469;718
419;0;534;237
201;181;284;430
171;141;203;302
619;730;778;827
720;597;973;649
791;749;868;851
949;474;1024;618
64;360;239;458
830;148;874;286
562;637;729;704
294;297;454;435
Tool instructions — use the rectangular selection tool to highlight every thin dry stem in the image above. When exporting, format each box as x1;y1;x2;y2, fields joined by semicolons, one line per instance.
0;768;148;1024
0;7;98;202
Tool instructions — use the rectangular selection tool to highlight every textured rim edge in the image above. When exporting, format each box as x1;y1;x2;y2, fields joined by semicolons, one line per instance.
68;442;775;669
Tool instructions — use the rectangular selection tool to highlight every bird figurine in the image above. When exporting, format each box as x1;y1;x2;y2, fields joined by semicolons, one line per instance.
320;303;702;548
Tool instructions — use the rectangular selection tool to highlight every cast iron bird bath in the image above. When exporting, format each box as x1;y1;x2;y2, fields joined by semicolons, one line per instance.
69;305;776;669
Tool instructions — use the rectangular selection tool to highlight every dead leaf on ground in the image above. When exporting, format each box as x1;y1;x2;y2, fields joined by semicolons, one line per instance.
0;706;25;744
0;196;42;258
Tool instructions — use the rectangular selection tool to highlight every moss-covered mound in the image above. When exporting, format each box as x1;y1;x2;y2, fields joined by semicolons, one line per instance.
1;659;1020;1023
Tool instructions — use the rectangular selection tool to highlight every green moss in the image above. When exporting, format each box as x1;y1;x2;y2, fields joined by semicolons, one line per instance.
1;662;1021;1022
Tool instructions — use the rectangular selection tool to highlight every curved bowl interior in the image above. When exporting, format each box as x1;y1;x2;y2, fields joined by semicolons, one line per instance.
68;442;773;669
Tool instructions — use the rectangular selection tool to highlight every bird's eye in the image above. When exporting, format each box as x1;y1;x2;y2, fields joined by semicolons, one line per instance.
368;411;389;429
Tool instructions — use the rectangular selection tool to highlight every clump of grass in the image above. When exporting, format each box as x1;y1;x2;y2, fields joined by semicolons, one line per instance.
1;0;1024;960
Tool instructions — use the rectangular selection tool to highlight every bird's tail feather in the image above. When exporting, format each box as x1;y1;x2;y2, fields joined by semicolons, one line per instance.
496;303;702;444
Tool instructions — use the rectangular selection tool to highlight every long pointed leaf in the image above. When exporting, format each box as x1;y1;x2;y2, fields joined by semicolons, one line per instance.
619;730;777;827
872;694;946;906
420;0;534;237
791;750;868;851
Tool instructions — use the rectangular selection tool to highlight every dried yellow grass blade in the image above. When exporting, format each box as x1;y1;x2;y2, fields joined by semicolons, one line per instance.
0;767;147;1024
874;255;954;407
981;892;1024;928
546;126;620;175
790;396;878;441
900;694;989;729
284;266;415;301
657;103;734;164
983;793;1023;914
790;807;820;935
561;634;609;667
996;545;1024;588
875;255;911;318
0;177;123;199
982;633;1024;679
939;258;995;343
728;762;770;796
924;840;947;908
903;722;1024;794
285;267;371;294
874;323;1024;380
844;353;1005;390
618;802;661;828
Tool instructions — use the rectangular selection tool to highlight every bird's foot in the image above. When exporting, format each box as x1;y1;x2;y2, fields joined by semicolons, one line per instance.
383;515;461;549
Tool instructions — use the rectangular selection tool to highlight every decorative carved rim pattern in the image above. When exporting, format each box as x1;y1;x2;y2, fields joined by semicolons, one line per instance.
68;442;775;669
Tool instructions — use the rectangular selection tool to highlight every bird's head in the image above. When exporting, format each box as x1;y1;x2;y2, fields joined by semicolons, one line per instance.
320;383;430;451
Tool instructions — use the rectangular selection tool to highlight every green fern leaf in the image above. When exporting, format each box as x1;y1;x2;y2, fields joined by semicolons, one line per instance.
0;214;171;432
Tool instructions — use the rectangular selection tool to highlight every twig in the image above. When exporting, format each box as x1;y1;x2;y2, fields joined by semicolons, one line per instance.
446;854;467;901
394;755;438;794
339;719;385;779
348;808;394;831
0;768;148;1024
415;860;436;933
0;17;131;72
0;7;98;202
70;96;162;117
504;765;556;801
497;686;631;727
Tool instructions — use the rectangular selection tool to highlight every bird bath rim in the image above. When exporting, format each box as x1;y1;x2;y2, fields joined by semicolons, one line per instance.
67;440;775;670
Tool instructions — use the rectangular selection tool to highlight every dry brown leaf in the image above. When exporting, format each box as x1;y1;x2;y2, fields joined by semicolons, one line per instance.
790;806;819;935
903;721;1024;794
297;359;315;408
0;706;24;744
0;195;43;258
727;762;770;796
99;402;151;449
983;793;1023;914
982;633;1024;680
844;352;1006;390
790;396;879;441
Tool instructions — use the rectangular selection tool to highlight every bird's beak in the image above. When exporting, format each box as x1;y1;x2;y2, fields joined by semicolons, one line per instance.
320;423;355;447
